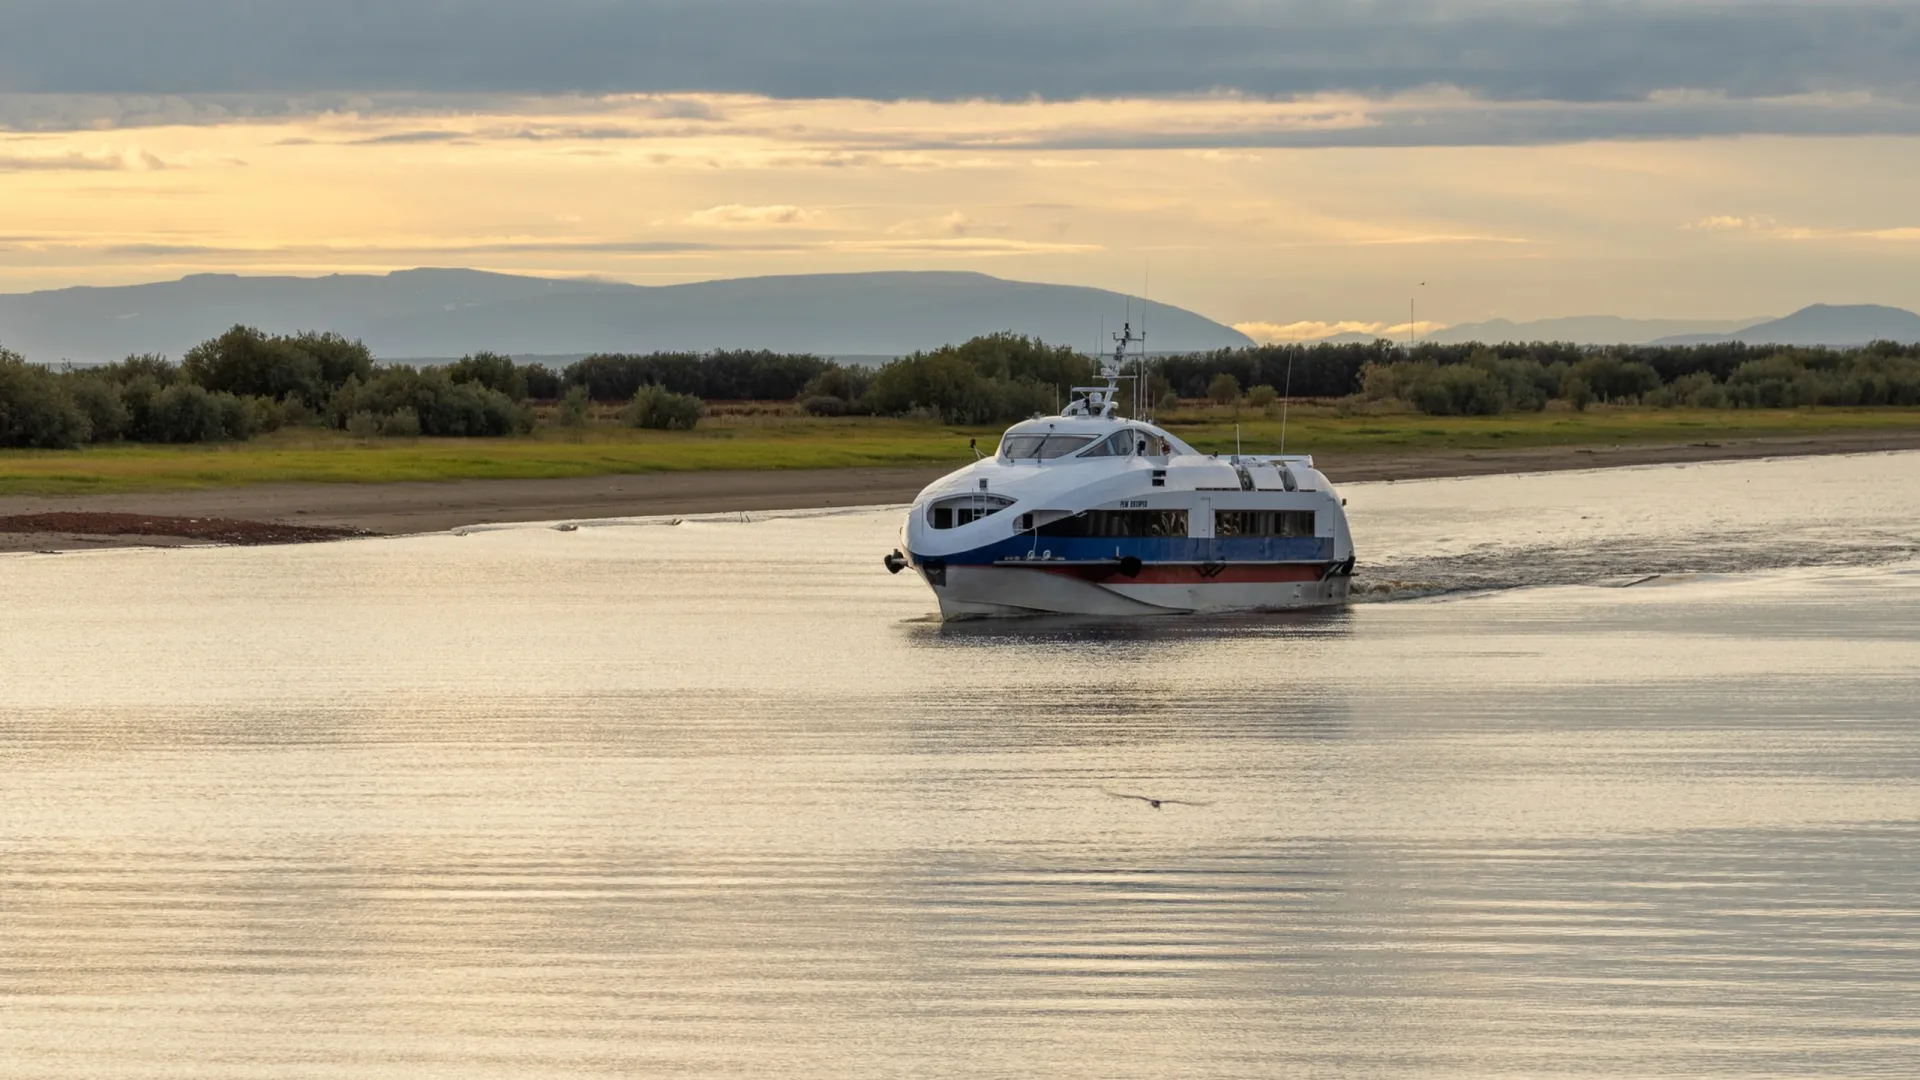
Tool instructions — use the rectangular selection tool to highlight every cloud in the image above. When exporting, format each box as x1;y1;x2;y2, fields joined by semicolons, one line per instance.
1234;319;1445;344
1689;215;1762;231
682;204;811;227
827;237;1100;256
90;239;806;259
1683;215;1920;242
0;146;165;171
15;86;1920;149
887;211;973;238
1352;233;1530;246
350;129;471;145
1;2;1915;105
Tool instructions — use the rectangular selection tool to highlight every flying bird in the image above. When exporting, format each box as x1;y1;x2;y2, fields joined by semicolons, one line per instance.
1102;787;1214;810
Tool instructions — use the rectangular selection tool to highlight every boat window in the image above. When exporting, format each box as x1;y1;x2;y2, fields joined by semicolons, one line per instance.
1214;510;1317;538
1037;509;1188;538
1079;430;1135;458
928;494;1015;529
1000;434;1096;460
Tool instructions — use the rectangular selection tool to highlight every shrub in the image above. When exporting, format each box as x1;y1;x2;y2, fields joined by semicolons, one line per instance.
801;394;849;417
864;351;984;421
380;407;422;437
330;366;532;436
625;386;705;430
861;336;1094;423
346;410;381;438
1569;356;1661;402
1206;372;1241;404
65;375;130;442
182;326;322;403
1159;342;1385;399
566;350;833;402
287;332;375;388
1650;371;1726;409
799;365;873;404
1465;351;1555;411
700;349;835;400
216;391;258;440
520;363;565;400
1408;364;1508;416
98;353;179;387
142;384;247;443
1246;384;1279;409
1563;376;1595;411
280;397;319;427
180;327;373;406
435;383;532;436
447;351;527;400
0;350;91;448
554;385;592;427
941;333;1092;388
1155;391;1181;412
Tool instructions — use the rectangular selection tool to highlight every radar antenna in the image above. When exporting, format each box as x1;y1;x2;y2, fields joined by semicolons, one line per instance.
1063;322;1144;418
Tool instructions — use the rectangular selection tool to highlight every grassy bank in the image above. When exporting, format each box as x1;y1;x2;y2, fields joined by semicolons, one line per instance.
4;406;1919;496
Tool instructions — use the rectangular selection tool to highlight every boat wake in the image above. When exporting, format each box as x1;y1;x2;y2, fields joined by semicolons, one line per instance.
1354;526;1920;602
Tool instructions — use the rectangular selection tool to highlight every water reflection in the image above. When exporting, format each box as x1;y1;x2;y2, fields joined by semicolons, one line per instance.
913;606;1356;644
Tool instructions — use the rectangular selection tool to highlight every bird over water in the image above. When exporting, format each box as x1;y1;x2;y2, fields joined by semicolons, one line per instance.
1102;788;1214;810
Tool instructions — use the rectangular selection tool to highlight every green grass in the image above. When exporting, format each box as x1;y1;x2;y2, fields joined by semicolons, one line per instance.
1165;405;1920;456
4;407;1919;496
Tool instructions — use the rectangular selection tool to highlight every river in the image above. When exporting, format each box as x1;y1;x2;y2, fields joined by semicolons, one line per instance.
3;452;1917;1077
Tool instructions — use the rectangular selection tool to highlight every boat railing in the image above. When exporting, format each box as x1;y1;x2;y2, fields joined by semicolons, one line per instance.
1232;454;1315;467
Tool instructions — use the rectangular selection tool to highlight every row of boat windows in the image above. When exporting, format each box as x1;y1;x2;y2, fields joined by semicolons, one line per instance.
1215;510;1318;538
1004;509;1317;538
928;503;1318;536
999;429;1156;460
1030;509;1189;538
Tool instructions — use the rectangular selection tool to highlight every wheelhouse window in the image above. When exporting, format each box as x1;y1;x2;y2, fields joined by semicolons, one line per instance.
1036;509;1188;538
928;494;1015;530
1214;510;1316;538
1000;434;1096;460
1079;430;1137;458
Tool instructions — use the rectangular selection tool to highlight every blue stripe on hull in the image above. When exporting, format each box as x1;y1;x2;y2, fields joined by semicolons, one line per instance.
916;535;1334;567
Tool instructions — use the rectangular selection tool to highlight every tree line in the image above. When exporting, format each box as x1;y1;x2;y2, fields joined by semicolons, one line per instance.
1158;338;1920;409
0;328;837;448
7;328;1920;448
794;336;1920;421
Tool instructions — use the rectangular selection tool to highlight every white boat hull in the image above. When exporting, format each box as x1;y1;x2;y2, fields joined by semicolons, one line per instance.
925;564;1351;620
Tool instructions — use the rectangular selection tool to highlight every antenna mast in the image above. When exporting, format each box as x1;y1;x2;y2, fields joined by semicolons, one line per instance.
1280;350;1295;453
1140;262;1150;419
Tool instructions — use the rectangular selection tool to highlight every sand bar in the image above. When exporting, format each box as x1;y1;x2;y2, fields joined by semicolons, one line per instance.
5;430;1919;553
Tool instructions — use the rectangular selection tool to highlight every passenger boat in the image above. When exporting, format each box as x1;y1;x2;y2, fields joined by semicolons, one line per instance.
883;327;1356;619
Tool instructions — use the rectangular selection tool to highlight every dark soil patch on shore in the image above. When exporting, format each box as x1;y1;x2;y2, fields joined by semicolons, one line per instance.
0;512;372;547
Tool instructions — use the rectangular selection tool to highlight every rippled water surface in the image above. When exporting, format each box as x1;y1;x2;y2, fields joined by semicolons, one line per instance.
5;452;1920;1078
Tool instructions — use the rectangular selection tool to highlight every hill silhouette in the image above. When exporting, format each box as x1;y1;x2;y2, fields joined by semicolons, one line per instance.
0;269;1253;363
1649;304;1920;347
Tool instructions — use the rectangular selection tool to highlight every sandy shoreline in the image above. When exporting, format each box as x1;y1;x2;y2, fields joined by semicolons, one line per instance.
6;430;1919;553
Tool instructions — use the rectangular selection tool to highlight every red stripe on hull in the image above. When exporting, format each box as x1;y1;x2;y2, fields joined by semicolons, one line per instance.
1044;563;1328;585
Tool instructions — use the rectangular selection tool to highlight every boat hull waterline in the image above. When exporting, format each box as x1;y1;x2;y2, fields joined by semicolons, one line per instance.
922;563;1354;619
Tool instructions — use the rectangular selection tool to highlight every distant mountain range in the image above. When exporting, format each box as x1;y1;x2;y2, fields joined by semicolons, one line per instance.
1645;304;1920;347
7;270;1916;361
0;269;1252;364
1305;305;1920;345
1419;315;1769;347
1383;306;1920;348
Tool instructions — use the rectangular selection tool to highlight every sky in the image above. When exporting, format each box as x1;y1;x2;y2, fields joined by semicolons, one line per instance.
3;0;1919;339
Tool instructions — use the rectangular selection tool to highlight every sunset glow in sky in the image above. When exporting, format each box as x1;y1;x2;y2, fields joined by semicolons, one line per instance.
4;1;1919;336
